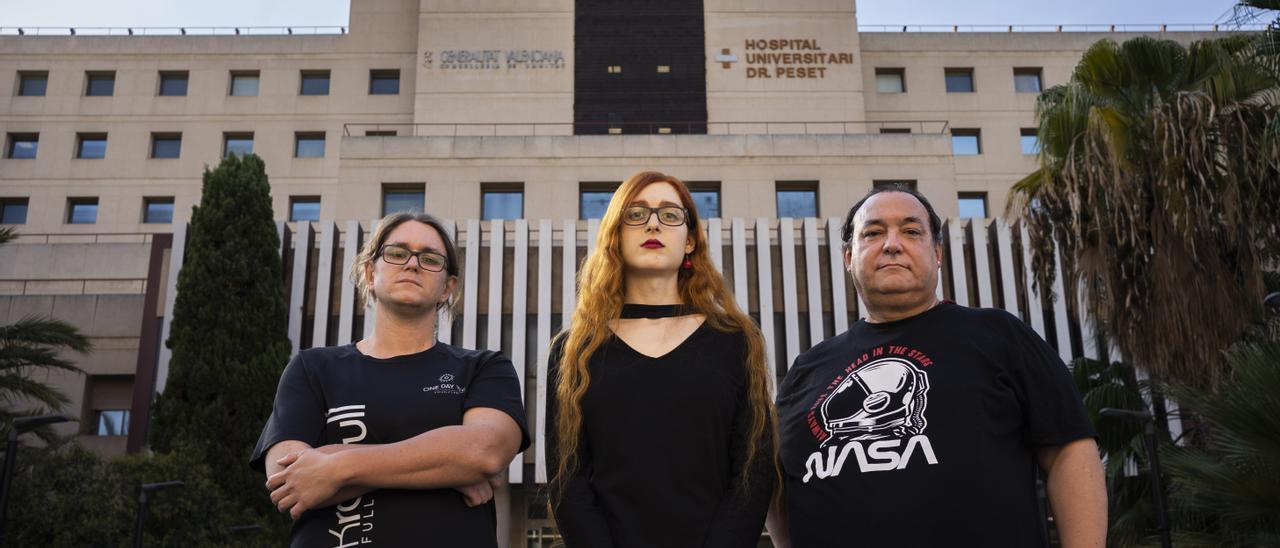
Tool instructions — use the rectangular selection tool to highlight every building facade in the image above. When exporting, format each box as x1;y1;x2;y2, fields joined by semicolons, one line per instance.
0;0;1224;545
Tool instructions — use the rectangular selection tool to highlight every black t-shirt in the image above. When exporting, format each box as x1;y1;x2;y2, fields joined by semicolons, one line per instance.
776;303;1095;548
547;324;775;548
250;342;530;548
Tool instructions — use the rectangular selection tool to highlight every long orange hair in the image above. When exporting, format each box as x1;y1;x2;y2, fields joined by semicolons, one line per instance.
551;171;777;498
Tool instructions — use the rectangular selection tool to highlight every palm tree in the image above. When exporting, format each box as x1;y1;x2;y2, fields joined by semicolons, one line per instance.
1009;36;1280;392
0;227;90;444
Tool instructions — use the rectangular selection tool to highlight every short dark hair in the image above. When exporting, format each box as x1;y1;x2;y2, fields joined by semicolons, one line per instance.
840;184;943;246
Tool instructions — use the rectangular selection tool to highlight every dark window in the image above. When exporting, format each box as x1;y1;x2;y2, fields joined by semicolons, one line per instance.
944;68;975;93
880;127;911;134
300;70;330;95
382;184;424;215
18;71;48;96
579;182;620;220
94;409;129;436
76;133;108;159
875;68;906;93
143;197;174;224
6;133;38;159
0;198;29;224
951;128;982;155
365;130;397;137
1020;128;1040;155
294;132;326;158
369;70;400;95
85;71;115;96
958;192;988;219
230;71;260;96
873;180;919;191
481;183;524;220
289;196;321;222
776;181;818;218
150;133;182;159
1014;68;1043;93
687;181;721;219
223;133;254;158
67;197;98;224
158;71;188;96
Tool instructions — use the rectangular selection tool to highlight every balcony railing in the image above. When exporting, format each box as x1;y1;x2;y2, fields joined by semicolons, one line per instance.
342;120;951;137
0;26;347;36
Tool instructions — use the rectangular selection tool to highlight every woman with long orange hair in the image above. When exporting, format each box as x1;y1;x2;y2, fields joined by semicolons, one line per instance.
547;171;776;547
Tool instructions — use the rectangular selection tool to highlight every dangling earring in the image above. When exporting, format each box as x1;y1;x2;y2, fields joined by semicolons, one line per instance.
682;254;693;270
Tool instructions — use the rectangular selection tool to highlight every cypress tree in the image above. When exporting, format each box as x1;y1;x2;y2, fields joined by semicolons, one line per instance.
151;153;290;528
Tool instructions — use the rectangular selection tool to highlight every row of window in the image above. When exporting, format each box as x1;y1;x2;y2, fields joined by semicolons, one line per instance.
949;128;1041;156
0;196;173;225
4;131;326;160
874;66;1043;94
0;184;991;226
12;69;401;98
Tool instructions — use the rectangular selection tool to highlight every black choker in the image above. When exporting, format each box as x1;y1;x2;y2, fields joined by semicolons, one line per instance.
620;303;689;319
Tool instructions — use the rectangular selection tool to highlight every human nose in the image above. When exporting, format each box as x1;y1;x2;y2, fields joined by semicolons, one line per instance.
644;210;661;231
882;230;903;253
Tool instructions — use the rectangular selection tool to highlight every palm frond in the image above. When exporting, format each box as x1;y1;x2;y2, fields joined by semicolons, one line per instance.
0;316;92;354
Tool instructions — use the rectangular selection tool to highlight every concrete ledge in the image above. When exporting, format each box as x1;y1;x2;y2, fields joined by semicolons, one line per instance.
342;132;952;160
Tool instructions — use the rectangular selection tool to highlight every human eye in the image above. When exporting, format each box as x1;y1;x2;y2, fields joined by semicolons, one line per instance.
861;229;883;239
422;253;446;268
624;207;648;222
384;246;411;260
660;208;684;224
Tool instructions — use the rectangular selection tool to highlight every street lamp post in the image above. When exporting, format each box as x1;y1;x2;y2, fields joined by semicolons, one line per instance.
133;480;185;548
0;414;71;544
1100;408;1172;548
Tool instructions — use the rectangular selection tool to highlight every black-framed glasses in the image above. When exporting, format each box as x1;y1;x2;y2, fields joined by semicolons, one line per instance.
622;206;688;227
379;245;448;272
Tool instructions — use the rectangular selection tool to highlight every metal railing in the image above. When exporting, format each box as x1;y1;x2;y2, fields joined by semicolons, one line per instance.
342;120;951;137
2;23;1260;38
857;23;1264;33
0;26;347;37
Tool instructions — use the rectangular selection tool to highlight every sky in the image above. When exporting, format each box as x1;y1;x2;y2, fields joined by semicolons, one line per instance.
1;0;1248;29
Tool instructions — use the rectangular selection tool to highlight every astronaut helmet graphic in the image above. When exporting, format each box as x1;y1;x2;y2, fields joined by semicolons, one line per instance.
820;357;930;442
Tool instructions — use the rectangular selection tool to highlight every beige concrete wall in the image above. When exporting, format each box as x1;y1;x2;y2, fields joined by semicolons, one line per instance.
0;0;1240;232
705;0;866;123
0;24;416;234
336;132;955;220
858;31;1229;215
414;0;573;125
0;292;145;444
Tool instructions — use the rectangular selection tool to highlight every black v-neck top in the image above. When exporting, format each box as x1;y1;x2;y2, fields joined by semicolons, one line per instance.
547;323;775;548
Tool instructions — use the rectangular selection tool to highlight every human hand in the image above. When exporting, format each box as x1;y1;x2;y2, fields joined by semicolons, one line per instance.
454;474;506;507
267;449;343;519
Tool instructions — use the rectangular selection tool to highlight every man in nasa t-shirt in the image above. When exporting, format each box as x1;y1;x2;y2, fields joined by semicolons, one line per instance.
768;186;1106;548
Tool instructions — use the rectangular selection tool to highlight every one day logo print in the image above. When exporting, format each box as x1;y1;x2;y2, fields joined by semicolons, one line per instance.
802;348;940;482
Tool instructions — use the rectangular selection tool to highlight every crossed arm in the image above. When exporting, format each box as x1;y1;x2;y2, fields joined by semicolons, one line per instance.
264;407;523;519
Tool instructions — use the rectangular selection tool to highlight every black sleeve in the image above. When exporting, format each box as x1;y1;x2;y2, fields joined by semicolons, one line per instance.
1002;313;1098;447
463;351;532;453
545;337;617;548
249;352;325;473
703;366;776;548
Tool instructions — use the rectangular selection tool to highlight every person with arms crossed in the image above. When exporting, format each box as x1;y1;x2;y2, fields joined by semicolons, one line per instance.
252;211;530;547
767;185;1105;547
547;171;776;547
